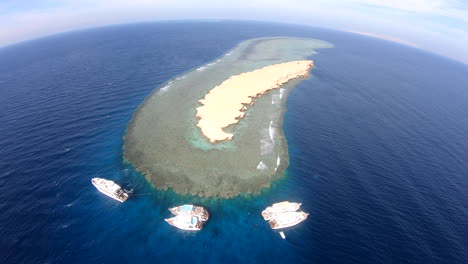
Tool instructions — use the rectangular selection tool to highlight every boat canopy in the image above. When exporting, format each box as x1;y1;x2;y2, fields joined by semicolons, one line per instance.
182;204;194;212
95;178;121;193
269;201;300;212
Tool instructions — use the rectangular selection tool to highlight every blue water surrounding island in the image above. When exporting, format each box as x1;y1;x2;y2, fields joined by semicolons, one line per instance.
0;21;467;263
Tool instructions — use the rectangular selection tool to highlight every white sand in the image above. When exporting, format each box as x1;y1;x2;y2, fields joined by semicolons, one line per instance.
196;60;313;143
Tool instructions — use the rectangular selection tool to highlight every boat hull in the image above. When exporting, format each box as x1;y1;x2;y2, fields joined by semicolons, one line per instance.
91;178;128;203
269;212;309;229
261;201;302;220
165;217;201;231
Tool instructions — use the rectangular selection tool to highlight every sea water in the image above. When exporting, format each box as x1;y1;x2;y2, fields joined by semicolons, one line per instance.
0;21;467;263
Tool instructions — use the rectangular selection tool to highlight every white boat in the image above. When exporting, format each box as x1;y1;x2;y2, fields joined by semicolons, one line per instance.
169;204;209;221
268;211;309;229
91;178;129;203
165;204;208;230
279;231;286;239
165;214;202;231
261;201;302;220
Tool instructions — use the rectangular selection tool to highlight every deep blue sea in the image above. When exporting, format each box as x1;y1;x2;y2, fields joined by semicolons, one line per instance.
1;21;468;264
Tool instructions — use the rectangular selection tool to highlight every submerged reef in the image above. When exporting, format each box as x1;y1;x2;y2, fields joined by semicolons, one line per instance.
124;37;332;198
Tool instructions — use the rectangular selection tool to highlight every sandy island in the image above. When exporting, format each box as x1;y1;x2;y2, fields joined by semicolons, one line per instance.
123;37;333;198
196;60;314;143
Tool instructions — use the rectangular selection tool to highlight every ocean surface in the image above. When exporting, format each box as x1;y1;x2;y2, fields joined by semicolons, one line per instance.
1;21;467;263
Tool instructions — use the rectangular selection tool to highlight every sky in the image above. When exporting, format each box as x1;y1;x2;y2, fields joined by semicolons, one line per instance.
0;0;467;63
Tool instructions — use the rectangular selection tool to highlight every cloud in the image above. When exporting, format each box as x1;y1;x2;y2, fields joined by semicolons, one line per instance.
346;31;419;47
0;0;466;63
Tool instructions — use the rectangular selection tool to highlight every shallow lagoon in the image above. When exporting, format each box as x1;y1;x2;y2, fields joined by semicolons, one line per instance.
124;37;332;197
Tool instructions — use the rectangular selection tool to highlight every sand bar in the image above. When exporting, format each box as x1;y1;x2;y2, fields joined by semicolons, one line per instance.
196;60;313;143
123;37;333;198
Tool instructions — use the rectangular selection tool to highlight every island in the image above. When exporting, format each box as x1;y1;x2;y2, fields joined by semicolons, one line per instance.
124;37;333;198
196;60;313;143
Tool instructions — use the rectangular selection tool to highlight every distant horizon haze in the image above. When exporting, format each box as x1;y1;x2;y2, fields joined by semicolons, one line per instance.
0;0;467;64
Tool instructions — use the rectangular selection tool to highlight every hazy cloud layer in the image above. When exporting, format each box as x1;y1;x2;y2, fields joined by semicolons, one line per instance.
0;0;467;63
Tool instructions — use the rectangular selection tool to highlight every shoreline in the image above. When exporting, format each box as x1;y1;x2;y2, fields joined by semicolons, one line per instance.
195;60;314;143
123;37;333;198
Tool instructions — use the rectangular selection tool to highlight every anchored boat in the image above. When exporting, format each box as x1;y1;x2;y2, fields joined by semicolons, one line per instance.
262;201;308;232
261;201;302;220
165;204;209;231
91;178;129;203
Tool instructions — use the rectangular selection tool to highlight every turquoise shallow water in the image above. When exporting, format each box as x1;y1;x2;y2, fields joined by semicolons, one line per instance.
124;37;333;197
0;21;468;263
